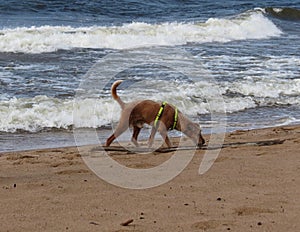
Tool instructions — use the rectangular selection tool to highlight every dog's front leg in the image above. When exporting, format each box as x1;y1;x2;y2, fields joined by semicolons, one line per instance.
148;127;157;148
159;129;172;148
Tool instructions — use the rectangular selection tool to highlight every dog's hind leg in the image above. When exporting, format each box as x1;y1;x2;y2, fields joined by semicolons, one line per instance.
105;122;129;147
131;126;141;147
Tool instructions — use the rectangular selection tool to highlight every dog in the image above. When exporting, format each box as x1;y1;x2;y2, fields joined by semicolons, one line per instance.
105;80;205;148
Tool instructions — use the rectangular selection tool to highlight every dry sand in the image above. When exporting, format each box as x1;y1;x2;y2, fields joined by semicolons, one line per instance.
0;125;299;232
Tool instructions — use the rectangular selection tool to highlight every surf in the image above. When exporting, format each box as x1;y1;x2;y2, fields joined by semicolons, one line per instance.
0;10;282;53
1;75;300;133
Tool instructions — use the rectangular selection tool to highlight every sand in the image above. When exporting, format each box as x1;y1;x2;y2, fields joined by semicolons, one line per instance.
0;125;300;232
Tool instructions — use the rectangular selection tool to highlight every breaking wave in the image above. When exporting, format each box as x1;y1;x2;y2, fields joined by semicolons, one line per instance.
0;10;282;53
1;76;300;132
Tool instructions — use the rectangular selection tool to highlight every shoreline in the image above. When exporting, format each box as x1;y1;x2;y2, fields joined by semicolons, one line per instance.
1;122;300;154
1;124;300;231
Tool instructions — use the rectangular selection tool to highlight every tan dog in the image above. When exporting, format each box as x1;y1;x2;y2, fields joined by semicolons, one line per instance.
106;80;205;148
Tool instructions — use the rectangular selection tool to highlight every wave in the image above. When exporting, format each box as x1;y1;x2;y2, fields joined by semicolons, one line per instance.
265;7;300;21
1;76;300;132
0;96;115;132
0;11;282;53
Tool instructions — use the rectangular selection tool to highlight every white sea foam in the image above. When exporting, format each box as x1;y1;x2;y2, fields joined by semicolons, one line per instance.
0;96;117;132
1;75;300;132
0;11;282;53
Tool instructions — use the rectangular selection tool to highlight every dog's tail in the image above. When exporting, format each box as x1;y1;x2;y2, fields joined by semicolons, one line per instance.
111;80;125;109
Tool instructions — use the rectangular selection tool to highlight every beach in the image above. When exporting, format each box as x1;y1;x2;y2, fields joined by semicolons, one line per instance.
0;1;300;231
1;125;299;232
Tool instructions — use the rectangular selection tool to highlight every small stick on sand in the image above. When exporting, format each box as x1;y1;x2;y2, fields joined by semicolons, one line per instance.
120;219;134;226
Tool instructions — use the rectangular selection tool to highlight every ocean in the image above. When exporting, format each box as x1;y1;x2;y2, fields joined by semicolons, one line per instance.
0;0;299;152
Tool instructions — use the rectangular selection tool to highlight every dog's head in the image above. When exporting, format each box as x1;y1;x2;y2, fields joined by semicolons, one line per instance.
182;122;205;147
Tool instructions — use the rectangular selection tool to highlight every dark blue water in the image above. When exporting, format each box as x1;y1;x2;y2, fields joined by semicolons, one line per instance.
1;0;300;26
0;0;299;152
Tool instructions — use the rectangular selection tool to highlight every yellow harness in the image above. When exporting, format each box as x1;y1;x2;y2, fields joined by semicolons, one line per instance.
154;101;178;130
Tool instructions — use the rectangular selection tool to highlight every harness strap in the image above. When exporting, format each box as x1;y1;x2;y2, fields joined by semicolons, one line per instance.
154;101;178;130
172;107;178;130
154;101;167;128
